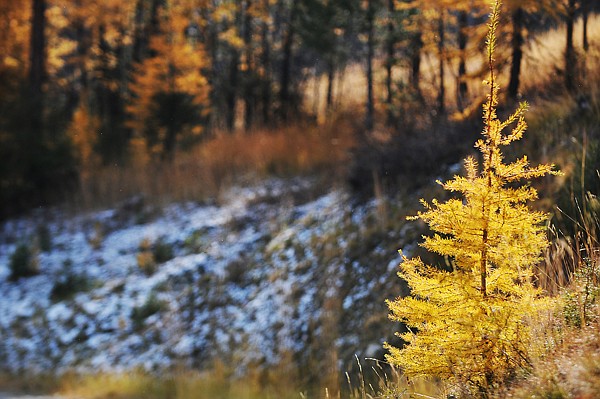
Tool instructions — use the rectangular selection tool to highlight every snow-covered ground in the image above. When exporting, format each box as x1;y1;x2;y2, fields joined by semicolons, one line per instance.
0;178;409;375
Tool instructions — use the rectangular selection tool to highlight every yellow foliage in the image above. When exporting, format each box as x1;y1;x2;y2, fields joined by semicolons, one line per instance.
68;103;100;180
385;1;559;396
0;1;30;79
127;0;210;158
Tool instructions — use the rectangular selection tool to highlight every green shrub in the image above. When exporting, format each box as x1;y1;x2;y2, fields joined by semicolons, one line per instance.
152;238;174;264
183;228;209;253
131;293;166;330
51;272;92;301
9;243;39;281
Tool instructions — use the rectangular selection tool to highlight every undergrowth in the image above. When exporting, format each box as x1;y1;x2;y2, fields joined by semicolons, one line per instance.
0;358;443;399
73;116;355;212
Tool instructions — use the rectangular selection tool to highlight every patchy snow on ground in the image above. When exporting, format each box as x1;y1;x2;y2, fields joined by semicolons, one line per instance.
0;178;407;375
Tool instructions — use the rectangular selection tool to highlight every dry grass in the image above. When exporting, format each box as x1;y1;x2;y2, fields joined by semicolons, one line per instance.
73;116;355;211
0;372;61;395
502;308;600;399
50;360;303;399
50;359;445;399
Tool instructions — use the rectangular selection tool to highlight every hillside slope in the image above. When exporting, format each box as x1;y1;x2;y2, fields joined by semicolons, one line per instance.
0;177;425;380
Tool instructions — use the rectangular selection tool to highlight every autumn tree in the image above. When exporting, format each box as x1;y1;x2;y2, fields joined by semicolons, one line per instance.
385;1;558;396
127;0;210;161
58;0;138;164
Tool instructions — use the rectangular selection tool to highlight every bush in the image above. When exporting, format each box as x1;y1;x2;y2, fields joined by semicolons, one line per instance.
131;293;166;330
137;251;157;276
136;237;174;276
152;238;174;264
51;263;93;301
9;243;39;281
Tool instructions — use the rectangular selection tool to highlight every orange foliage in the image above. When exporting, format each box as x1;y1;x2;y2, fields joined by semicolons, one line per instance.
74;119;354;209
127;0;210;159
67;102;101;179
0;1;30;81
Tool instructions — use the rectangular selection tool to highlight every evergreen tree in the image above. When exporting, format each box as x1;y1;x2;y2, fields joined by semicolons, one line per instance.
385;1;559;396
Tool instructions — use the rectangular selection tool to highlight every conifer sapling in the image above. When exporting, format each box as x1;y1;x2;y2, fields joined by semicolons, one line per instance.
385;0;559;396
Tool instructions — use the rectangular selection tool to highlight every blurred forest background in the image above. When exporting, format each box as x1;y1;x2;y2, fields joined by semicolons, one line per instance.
3;1;600;398
0;0;598;216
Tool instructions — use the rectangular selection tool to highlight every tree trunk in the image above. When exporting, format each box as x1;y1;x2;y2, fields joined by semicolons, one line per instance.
243;0;254;131
279;0;298;121
204;3;220;132
437;11;445;115
565;0;576;92
385;0;395;126
226;48;239;131
326;60;334;111
226;0;243;131
457;10;468;112
409;31;422;95
133;0;161;61
261;8;271;126
65;0;88;114
132;0;145;62
29;0;46;132
508;7;523;100
582;0;589;52
365;0;375;131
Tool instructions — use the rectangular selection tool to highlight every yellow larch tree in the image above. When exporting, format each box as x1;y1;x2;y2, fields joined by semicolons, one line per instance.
127;0;210;161
385;0;559;397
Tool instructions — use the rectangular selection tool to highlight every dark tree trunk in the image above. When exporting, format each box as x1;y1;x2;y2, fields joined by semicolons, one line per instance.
29;0;46;132
261;9;271;126
226;49;239;131
226;0;243;131
437;11;445;115
133;0;161;62
565;0;576;92
76;23;89;91
65;0;89;114
582;0;589;52
365;0;375;131
409;31;422;95
457;10;468;112
132;0;145;62
279;0;298;121
95;24;128;163
508;7;523;100
326;59;334;111
203;2;220;132
385;0;395;126
243;0;254;131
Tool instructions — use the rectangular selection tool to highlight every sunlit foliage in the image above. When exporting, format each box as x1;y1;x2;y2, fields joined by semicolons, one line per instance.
385;1;559;396
127;0;210;161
